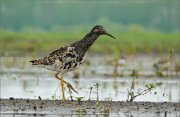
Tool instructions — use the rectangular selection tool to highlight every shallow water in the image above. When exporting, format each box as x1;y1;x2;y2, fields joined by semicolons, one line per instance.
1;74;180;102
0;56;180;102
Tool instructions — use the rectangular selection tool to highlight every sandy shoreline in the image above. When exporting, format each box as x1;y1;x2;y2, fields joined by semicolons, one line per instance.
0;99;180;116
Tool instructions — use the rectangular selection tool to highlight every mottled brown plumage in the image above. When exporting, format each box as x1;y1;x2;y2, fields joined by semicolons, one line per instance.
30;25;115;100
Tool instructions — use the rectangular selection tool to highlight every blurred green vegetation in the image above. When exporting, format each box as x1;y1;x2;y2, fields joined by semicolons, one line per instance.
1;0;179;32
0;0;180;56
0;24;179;56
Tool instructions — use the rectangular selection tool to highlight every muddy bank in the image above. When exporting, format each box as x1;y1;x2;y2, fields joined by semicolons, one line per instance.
0;99;180;116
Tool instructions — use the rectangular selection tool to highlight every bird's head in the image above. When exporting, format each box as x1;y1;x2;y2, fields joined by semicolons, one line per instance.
90;25;116;39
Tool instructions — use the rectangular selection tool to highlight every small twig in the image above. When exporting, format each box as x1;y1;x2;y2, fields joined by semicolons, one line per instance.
67;83;78;94
126;78;135;101
94;83;100;107
129;88;152;102
94;83;100;101
126;89;130;101
68;86;73;101
134;88;152;97
52;84;60;99
88;87;93;100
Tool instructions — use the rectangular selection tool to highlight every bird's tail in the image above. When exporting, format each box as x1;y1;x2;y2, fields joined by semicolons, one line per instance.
29;59;42;65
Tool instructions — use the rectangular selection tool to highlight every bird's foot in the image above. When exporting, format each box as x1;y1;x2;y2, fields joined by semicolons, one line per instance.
62;97;67;101
67;83;78;94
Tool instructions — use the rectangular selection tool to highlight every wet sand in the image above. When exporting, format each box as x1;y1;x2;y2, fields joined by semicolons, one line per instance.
0;99;180;116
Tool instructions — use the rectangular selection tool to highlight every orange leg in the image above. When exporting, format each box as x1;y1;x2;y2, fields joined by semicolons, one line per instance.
55;73;78;100
55;73;66;100
61;76;65;100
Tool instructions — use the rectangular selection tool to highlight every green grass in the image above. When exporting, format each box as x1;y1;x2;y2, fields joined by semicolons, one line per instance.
0;30;180;56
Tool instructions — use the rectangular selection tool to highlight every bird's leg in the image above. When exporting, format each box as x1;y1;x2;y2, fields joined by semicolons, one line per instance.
61;75;65;100
55;73;78;99
55;73;66;100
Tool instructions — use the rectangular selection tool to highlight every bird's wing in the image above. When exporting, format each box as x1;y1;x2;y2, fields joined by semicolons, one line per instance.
30;45;78;66
30;46;66;66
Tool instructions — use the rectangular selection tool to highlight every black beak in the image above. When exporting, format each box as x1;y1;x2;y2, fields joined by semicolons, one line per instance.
104;31;116;39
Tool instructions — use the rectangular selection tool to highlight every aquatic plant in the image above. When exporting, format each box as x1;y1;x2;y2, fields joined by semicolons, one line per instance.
153;48;175;77
130;69;140;78
126;82;156;102
113;57;119;78
94;83;100;101
155;70;164;77
175;61;180;77
91;70;96;76
76;97;84;105
169;48;175;77
94;83;100;107
88;87;93;100
73;70;80;79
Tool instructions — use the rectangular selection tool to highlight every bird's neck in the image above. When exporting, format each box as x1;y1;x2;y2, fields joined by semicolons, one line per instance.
81;33;99;50
72;33;99;59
